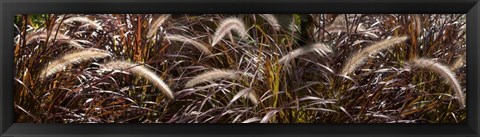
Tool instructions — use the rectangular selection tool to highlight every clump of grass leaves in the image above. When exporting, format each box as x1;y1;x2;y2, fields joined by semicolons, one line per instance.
14;14;466;123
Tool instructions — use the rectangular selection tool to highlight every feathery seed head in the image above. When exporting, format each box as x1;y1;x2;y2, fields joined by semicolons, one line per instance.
164;34;212;55
25;31;85;49
211;17;247;47
278;42;332;65
260;14;281;31
39;48;111;79
63;16;102;30
340;36;408;76
410;58;465;108
147;14;171;38
185;69;242;88
102;61;175;99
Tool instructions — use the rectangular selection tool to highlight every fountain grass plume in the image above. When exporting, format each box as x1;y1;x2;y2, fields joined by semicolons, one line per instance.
278;42;332;65
185;69;242;88
25;31;85;49
211;17;247;47
102;60;175;99
410;58;466;108
260;14;281;31
39;48;111;79
147;14;171;38
63;16;102;30
164;34;212;55
340;36;408;75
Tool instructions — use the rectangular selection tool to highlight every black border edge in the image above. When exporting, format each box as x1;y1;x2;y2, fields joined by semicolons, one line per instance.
1;0;14;136
0;0;476;14
0;0;3;135
467;2;480;136
1;0;8;136
1;0;479;137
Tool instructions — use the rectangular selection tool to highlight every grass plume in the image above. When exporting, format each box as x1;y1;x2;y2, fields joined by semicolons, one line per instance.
39;48;111;79
243;89;259;105
185;69;242;88
231;88;259;106
340;36;408;75
14;14;466;123
63;16;102;30
25;31;85;49
260;14;281;30
147;14;171;38
164;34;212;55
278;42;332;65
410;58;466;108
211;17;247;47
102;61;175;99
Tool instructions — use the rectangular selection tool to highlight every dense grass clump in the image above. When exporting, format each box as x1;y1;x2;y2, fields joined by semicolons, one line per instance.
14;14;466;123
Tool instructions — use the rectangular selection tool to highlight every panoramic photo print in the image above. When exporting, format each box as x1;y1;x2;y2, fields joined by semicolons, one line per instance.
13;14;466;123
